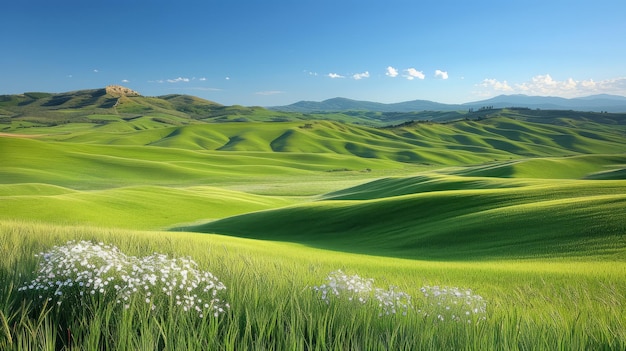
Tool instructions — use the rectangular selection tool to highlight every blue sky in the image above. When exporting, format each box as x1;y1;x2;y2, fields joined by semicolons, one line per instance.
2;0;625;106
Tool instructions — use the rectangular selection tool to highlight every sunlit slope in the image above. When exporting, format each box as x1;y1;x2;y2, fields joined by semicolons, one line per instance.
323;156;626;200
585;167;626;180
445;154;626;179
26;117;626;166
323;174;537;200
0;184;295;229
184;176;626;260
0;137;403;188
396;117;626;156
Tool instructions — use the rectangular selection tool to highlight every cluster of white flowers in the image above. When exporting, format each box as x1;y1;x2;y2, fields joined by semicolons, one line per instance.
373;285;412;317
313;270;374;304
18;241;229;318
313;270;412;316
418;285;487;323
314;271;487;321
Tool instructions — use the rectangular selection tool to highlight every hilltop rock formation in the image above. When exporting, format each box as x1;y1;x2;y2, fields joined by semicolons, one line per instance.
105;85;140;97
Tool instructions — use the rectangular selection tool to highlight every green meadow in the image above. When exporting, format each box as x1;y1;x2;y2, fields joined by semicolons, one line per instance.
1;96;626;350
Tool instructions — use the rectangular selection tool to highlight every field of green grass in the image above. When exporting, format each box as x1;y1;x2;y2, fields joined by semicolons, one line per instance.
2;221;624;350
1;108;625;349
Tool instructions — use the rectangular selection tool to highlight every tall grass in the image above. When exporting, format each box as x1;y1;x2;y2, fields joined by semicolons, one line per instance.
1;220;624;350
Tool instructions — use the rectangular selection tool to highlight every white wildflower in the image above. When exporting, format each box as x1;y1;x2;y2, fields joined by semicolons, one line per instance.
418;285;487;323
18;240;229;318
313;270;412;317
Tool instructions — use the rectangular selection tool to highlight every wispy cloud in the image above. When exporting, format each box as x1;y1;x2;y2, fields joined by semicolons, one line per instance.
255;90;284;96
477;74;626;97
167;77;191;83
151;76;210;84
404;68;425;80
93;69;99;73
328;73;345;79
352;71;370;80
386;66;399;78
121;79;130;83
435;70;449;80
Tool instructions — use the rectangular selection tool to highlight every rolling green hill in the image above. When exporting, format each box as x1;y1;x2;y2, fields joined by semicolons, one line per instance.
2;115;625;196
0;136;408;190
1;87;625;261
181;173;626;260
0;86;384;127
0;184;296;229
4;115;624;163
4;87;626;130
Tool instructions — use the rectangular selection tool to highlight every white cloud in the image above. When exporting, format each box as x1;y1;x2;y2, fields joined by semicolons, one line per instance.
479;78;513;92
93;69;99;73
517;74;597;95
199;77;207;81
404;68;425;80
225;76;230;80
385;66;399;78
328;73;345;79
352;71;370;80
435;70;449;80
121;79;130;83
476;74;626;97
580;79;596;88
166;77;190;83
255;90;284;96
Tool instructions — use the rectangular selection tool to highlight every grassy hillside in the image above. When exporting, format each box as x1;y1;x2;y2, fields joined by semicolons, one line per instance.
2;109;625;237
5;116;624;163
181;173;626;260
449;154;626;178
0;88;383;128
4;88;626;130
0;184;296;229
0;136;409;190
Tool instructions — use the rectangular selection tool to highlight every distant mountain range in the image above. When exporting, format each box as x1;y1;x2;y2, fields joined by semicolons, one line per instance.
270;94;626;113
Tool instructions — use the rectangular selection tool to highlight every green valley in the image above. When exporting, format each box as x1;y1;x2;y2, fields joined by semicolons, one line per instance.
1;87;625;350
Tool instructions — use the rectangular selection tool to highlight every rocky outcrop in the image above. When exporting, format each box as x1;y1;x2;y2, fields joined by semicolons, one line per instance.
105;85;140;97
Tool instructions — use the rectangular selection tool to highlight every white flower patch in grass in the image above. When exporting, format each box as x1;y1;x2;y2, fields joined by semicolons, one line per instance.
418;285;487;323
18;241;229;318
314;271;487;322
313;270;412;316
373;285;412;317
